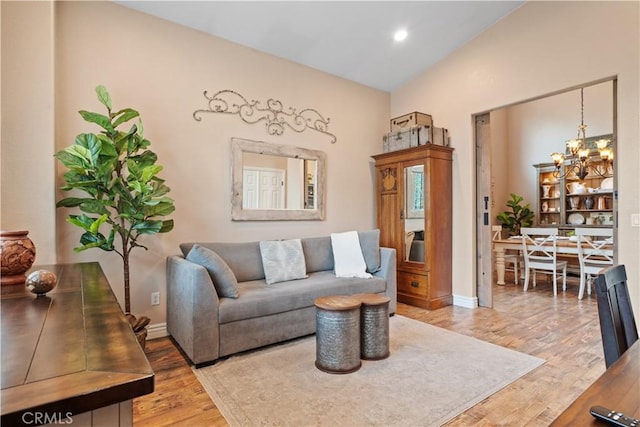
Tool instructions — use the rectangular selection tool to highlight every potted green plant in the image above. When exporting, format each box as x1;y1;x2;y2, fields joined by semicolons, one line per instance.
496;193;535;236
55;85;175;347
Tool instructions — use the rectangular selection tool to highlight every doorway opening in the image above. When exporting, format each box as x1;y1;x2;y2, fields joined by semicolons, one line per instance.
475;77;618;308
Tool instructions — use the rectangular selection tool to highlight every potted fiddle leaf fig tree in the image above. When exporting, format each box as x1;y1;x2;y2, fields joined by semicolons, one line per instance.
55;85;175;348
496;193;535;236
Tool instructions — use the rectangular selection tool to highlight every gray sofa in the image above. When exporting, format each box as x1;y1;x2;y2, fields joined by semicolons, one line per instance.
166;230;396;367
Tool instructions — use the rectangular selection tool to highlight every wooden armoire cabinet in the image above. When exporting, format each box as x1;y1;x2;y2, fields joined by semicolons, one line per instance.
372;145;454;310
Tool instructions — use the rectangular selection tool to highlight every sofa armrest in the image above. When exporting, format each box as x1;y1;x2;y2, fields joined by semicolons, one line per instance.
375;247;397;314
166;255;220;366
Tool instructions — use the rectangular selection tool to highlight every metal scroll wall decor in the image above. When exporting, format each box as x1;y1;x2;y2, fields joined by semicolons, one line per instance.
193;89;337;144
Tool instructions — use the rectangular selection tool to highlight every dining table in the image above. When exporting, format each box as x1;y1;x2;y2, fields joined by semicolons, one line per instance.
493;236;614;286
550;340;639;425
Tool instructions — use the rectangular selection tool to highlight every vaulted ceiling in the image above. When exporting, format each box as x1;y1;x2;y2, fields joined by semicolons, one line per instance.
117;1;525;92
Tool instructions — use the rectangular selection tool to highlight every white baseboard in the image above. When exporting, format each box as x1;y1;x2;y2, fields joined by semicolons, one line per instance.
147;322;168;340
453;294;478;308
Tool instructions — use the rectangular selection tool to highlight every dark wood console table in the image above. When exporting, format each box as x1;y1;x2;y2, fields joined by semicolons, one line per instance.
1;262;154;425
551;340;639;425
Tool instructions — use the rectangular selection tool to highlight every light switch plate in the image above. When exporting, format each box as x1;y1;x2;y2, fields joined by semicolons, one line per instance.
632;213;640;227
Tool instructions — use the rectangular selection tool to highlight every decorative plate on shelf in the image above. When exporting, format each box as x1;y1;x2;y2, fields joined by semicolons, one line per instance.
600;177;613;190
568;213;585;225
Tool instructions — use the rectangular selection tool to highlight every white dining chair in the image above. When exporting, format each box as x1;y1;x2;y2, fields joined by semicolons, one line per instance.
575;227;614;300
520;227;567;296
492;225;521;284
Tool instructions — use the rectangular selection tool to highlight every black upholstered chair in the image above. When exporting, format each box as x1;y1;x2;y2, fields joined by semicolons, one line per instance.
594;264;639;368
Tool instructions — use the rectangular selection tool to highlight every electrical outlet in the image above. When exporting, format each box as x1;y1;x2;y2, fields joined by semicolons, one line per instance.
151;292;160;306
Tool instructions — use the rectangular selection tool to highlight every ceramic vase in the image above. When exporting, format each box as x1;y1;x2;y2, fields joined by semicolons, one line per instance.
542;185;551;198
542;201;549;212
584;197;594;210
0;230;36;285
569;196;580;210
598;196;607;210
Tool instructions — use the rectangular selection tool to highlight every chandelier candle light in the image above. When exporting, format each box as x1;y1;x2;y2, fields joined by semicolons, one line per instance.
551;88;613;181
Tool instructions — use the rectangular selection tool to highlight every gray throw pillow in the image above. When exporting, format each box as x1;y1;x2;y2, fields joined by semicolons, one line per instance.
358;229;381;273
259;239;308;285
186;244;239;298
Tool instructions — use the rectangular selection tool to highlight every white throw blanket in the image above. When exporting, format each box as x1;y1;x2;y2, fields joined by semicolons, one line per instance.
330;231;372;278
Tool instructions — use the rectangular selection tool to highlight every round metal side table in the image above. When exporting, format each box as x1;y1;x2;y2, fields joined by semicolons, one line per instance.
314;295;361;374
353;293;390;360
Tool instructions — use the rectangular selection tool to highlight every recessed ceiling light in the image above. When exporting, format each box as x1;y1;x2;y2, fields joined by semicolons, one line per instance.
394;29;408;42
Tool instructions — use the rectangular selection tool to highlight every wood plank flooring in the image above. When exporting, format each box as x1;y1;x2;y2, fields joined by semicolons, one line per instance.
133;275;605;426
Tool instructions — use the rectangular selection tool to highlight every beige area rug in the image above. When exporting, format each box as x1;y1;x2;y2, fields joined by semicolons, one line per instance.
194;315;544;427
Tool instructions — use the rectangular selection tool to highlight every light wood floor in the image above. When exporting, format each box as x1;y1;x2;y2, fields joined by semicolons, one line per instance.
133;275;605;426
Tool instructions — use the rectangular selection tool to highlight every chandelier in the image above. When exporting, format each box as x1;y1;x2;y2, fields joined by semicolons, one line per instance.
550;88;613;180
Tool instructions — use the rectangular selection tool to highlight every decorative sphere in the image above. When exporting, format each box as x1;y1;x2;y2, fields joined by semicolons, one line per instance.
25;270;57;296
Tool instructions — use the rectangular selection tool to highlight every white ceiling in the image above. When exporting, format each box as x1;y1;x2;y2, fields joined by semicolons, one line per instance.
117;1;525;92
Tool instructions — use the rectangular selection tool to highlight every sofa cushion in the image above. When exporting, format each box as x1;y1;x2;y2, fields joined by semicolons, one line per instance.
301;236;334;273
331;231;373;278
186;244;239;298
301;229;381;274
218;271;387;324
180;229;381;280
180;242;264;282
259;239;308;285
358;229;381;273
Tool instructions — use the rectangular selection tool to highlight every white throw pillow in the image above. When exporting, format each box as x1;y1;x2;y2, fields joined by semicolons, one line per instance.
259;239;308;285
331;231;373;279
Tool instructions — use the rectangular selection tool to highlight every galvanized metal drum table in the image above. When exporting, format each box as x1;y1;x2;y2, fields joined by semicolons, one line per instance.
353;293;391;360
314;295;362;374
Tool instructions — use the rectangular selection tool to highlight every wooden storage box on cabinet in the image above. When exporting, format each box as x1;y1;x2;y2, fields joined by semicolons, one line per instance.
390;112;433;132
372;145;454;310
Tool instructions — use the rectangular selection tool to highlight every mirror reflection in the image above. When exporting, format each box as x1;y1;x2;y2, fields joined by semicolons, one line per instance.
231;138;326;221
404;165;425;263
242;153;317;210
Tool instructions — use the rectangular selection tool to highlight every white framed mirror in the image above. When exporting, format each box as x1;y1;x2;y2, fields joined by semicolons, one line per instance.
231;137;326;221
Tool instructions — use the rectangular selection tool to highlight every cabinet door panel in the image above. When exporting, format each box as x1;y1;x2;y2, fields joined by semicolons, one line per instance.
376;166;401;257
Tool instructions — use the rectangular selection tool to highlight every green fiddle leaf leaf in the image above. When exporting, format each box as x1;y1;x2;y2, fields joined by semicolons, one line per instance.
95;85;112;110
75;133;102;165
67;214;95;231
132;220;163;234
129;180;145;194
159;219;174;233
79;200;110;215
56;197;88;208
77;231;110;252
55;150;86;170
147;201;175;217
131;151;158;168
140;165;162;183
112;108;140;128
79;110;114;133
89;213;108;234
65;143;93;165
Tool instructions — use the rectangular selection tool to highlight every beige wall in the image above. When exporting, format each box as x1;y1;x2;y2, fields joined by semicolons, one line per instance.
3;1;638;329
392;1;639;313
1;1;57;264
50;2;389;325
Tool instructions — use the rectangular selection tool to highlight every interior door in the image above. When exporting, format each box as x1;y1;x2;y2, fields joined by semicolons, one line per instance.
243;168;285;209
476;113;493;307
